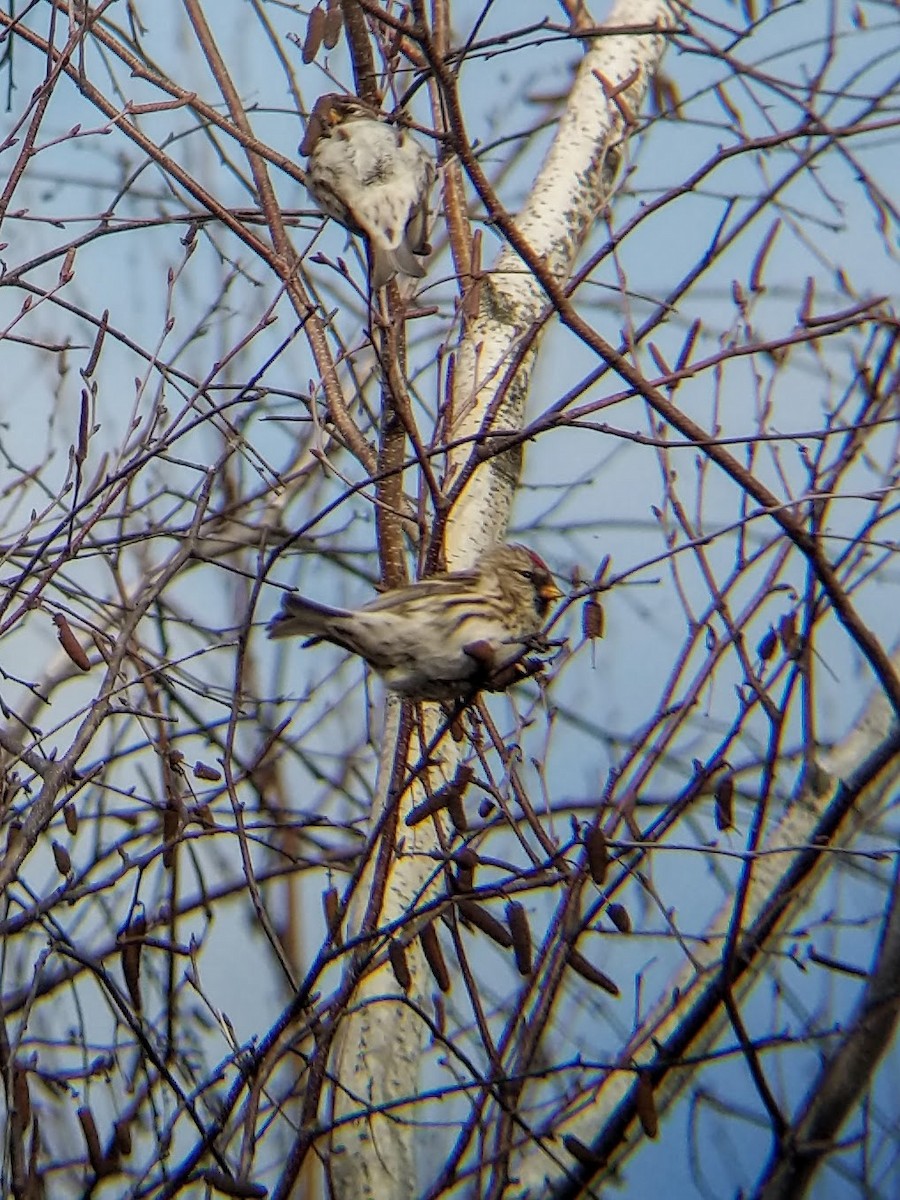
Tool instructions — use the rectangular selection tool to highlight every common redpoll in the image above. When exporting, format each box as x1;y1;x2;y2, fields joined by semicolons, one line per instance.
300;93;434;290
267;544;562;700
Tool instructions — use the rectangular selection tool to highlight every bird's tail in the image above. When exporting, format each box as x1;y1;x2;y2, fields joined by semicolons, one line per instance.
370;241;427;290
267;594;346;642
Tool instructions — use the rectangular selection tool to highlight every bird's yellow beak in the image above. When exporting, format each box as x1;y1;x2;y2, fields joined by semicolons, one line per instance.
539;579;562;603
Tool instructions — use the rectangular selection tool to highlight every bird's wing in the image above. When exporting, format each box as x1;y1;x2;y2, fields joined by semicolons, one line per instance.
360;568;479;613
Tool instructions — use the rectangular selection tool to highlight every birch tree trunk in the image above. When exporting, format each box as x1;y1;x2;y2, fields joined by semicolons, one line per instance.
329;3;677;1197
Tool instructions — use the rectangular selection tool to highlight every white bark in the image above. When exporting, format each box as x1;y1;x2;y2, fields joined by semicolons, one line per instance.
446;0;677;564
329;697;444;1198
330;4;677;1197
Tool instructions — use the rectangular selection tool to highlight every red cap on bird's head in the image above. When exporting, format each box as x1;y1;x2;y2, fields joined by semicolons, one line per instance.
510;545;561;603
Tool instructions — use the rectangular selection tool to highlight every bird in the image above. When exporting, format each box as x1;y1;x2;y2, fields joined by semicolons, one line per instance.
300;92;435;290
267;544;562;700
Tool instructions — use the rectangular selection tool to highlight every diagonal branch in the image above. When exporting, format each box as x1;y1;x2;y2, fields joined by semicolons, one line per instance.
753;855;900;1200
511;649;900;1196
